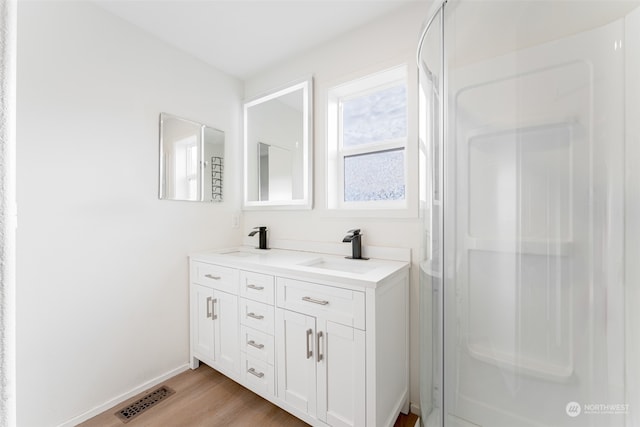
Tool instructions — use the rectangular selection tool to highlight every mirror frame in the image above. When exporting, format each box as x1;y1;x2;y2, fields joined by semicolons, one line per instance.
242;77;313;210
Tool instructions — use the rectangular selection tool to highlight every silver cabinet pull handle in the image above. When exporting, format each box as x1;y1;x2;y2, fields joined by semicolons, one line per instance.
247;340;264;349
247;368;264;378
247;284;264;290
317;331;324;362
212;298;218;320
302;296;329;305
205;274;221;280
206;296;212;319
247;312;264;320
306;328;313;359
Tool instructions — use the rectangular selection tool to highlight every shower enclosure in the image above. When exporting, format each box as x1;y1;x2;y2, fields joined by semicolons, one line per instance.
418;1;640;426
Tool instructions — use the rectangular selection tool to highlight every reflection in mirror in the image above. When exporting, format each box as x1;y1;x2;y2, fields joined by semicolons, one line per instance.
258;142;294;201
244;77;312;209
159;113;224;202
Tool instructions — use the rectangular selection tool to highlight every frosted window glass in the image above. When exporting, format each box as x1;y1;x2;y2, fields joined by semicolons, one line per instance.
342;85;407;147
344;149;405;201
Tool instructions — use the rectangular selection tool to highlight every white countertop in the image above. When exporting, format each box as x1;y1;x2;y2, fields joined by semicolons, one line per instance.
190;246;410;289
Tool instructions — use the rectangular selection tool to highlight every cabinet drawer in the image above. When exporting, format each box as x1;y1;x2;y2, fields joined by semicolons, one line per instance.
241;353;274;396
276;277;365;330
240;271;275;304
240;325;274;365
240;298;275;334
191;262;239;293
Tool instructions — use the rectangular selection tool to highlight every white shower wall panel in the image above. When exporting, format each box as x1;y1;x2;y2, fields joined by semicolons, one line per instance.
625;5;640;427
445;12;626;427
467;124;573;242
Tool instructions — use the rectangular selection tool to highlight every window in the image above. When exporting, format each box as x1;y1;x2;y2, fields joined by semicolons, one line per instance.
328;66;408;209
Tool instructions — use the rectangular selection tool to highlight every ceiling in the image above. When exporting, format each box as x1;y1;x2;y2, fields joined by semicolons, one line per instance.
95;0;418;80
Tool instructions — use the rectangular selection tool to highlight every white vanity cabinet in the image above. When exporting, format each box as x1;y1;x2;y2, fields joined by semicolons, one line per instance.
189;248;409;427
190;263;240;378
239;270;277;396
276;278;367;427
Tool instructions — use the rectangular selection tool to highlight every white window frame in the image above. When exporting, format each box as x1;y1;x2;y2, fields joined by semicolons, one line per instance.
327;65;408;211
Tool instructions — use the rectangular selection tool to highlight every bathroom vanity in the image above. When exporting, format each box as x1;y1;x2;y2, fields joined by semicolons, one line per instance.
189;246;410;427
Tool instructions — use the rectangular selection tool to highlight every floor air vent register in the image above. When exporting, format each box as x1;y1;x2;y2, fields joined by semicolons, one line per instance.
115;385;175;423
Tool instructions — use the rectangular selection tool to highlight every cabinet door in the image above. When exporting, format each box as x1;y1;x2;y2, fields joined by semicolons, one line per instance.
276;309;317;418
191;284;215;361
213;289;240;375
317;319;366;427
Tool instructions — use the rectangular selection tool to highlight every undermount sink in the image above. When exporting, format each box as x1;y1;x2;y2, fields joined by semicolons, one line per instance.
299;258;377;274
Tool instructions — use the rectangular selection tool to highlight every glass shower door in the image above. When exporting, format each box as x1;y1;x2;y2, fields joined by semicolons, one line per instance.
420;1;638;426
418;4;443;427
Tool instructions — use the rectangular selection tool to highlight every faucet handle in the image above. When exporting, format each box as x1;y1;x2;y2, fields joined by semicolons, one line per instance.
347;228;361;235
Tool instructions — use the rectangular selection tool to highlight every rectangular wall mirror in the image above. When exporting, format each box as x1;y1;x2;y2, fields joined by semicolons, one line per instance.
243;77;312;209
159;113;225;202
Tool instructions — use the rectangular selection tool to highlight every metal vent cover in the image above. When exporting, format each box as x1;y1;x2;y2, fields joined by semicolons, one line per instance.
115;385;175;423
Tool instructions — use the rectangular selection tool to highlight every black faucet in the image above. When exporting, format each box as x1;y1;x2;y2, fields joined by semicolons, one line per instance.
342;229;368;260
248;226;269;250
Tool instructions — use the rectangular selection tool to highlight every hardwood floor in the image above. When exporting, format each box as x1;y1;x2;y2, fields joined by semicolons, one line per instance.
393;411;419;427
80;364;419;427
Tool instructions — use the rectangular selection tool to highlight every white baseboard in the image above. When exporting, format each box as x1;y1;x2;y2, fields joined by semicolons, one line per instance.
411;402;421;415
57;364;190;427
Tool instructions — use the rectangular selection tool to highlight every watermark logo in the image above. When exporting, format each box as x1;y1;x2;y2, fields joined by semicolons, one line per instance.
583;403;630;415
566;402;581;417
565;401;630;417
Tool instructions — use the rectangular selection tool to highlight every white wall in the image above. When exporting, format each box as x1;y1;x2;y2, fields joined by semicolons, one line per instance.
17;2;242;426
243;2;431;412
0;0;18;425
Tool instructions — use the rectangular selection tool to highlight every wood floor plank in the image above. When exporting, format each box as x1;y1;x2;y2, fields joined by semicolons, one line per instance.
394;411;419;427
79;364;417;426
